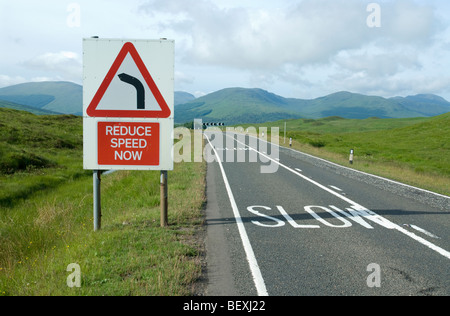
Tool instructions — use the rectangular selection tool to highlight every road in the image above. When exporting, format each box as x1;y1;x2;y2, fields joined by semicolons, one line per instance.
203;130;450;296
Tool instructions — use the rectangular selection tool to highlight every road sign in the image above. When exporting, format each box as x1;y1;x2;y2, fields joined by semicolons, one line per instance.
85;42;171;118
83;38;174;171
97;121;160;166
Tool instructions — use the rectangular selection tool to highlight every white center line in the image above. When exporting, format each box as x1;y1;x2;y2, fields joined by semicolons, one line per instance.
405;224;440;239
229;133;450;261
329;185;343;192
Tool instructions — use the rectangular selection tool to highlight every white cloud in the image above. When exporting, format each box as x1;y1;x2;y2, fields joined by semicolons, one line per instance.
175;71;195;86
1;0;449;100
142;0;438;69
0;75;27;88
137;0;450;99
22;51;82;83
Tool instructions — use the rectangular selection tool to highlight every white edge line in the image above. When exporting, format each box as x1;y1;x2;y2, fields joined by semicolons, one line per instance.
205;133;269;296
229;133;450;261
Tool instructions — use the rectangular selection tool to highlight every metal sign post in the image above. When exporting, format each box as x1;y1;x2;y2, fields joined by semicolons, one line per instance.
93;170;102;231
160;170;168;227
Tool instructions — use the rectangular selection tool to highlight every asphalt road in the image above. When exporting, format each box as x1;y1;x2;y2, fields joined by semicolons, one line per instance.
204;130;450;296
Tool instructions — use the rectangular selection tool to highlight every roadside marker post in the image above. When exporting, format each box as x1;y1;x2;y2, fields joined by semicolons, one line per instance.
83;38;174;231
349;149;354;164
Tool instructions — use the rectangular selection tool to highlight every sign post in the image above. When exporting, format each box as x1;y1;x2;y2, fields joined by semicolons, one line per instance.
83;38;174;230
160;171;168;227
93;170;101;231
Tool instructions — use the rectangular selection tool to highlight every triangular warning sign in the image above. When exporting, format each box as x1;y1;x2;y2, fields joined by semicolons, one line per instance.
86;42;171;118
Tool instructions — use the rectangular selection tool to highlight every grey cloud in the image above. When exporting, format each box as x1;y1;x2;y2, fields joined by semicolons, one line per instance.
141;0;439;71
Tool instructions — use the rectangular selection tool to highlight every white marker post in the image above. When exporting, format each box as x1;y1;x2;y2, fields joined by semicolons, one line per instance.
349;149;354;165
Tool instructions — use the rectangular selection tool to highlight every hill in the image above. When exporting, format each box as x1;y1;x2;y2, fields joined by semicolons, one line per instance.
0;81;194;116
175;91;195;105
175;87;301;125
0;81;82;115
175;88;450;124
1;82;449;123
0;99;61;115
300;91;450;119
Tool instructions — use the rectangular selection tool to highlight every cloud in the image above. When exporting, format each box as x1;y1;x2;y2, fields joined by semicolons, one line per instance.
141;0;439;70
0;75;27;88
138;0;450;99
382;0;438;44
175;71;194;85
333;47;422;78
22;51;82;82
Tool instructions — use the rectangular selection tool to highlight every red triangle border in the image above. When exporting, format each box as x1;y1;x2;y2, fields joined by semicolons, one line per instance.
86;42;171;118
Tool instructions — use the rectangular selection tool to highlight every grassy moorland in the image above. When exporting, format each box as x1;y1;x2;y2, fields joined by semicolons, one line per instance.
0;108;206;296
240;113;450;196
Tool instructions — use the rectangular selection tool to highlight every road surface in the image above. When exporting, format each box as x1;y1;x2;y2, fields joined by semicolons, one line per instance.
204;130;450;296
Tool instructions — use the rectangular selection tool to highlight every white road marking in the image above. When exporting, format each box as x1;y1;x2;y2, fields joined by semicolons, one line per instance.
329;185;343;192
295;168;303;173
205;133;269;296
228;133;450;261
404;224;440;239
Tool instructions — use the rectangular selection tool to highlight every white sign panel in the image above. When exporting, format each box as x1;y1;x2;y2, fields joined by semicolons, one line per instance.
83;38;174;171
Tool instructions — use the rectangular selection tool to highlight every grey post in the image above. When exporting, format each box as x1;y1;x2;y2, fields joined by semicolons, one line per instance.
93;170;102;231
160;170;168;227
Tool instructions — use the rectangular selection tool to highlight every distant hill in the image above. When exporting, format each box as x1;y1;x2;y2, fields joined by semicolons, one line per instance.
0;82;82;115
302;91;450;119
175;91;195;105
175;88;450;124
175;88;301;125
0;99;61;115
0;81;194;116
1;82;449;123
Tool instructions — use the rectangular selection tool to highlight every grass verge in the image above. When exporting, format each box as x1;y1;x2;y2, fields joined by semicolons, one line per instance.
240;113;450;196
0;128;206;296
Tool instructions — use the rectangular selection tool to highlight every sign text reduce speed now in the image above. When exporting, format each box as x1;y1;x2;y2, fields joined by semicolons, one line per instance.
97;122;160;166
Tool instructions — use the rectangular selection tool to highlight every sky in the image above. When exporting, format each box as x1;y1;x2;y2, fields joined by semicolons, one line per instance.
1;0;450;100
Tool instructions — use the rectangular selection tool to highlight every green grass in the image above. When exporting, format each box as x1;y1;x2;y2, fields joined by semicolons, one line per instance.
0;108;206;296
240;113;450;196
0;165;206;296
0;108;88;207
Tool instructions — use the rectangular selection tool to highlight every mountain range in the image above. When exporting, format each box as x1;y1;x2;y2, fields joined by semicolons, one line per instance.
1;82;449;125
175;88;450;124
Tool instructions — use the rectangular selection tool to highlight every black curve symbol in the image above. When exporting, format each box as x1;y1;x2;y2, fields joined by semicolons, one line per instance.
118;73;145;109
